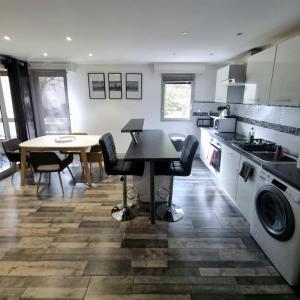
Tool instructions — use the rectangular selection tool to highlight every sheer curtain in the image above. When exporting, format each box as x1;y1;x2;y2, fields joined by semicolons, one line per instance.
30;69;71;136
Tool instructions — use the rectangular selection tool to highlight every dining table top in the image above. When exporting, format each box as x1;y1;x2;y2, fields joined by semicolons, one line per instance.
19;135;101;149
124;129;180;161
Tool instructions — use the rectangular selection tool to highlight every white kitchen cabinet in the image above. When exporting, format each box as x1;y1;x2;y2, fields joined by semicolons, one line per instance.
219;144;241;201
244;46;276;105
215;65;246;104
235;157;260;223
269;34;300;107
199;129;211;167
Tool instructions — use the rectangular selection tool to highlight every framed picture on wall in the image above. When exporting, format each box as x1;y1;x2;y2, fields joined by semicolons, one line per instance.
126;73;142;100
108;73;122;99
88;73;106;99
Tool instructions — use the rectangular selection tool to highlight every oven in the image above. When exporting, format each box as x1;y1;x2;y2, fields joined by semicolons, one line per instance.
209;140;222;172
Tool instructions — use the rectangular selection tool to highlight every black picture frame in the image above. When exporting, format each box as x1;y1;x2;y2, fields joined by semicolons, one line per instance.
126;73;142;100
108;73;122;99
88;73;106;99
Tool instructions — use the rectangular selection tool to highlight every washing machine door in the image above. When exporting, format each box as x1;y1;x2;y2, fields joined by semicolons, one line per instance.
255;185;295;241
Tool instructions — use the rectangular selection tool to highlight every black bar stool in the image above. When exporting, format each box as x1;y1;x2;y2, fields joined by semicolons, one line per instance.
99;133;144;221
155;135;199;222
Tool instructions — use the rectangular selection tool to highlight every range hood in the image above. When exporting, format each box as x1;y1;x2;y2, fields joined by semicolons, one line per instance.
221;78;245;86
218;64;246;86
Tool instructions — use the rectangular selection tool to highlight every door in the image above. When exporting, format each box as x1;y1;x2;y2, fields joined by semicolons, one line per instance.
256;185;294;241
31;70;71;135
236;157;260;223
219;144;241;201
0;72;18;171
269;35;300;107
0;74;17;140
244;46;276;105
215;67;229;103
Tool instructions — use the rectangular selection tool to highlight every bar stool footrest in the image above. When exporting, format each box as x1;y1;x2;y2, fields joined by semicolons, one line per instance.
156;203;184;222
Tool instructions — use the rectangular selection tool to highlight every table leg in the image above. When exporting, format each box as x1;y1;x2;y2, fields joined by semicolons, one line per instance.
150;161;155;224
80;149;92;186
20;147;27;186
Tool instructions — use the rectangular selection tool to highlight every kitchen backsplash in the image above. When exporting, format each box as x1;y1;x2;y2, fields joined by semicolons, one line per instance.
231;104;300;156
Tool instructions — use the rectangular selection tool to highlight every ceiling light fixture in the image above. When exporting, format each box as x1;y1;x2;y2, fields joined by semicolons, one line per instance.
89;53;93;57
43;52;48;57
236;32;243;36
66;36;72;41
3;35;11;41
181;32;189;36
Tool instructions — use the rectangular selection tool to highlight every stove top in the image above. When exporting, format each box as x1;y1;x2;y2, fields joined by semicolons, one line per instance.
233;138;276;152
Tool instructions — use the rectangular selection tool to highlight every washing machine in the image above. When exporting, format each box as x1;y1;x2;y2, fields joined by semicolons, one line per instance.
251;169;300;286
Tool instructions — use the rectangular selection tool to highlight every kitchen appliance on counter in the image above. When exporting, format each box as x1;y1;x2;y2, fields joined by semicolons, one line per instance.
197;117;211;128
211;116;236;133
251;169;300;286
217;105;231;118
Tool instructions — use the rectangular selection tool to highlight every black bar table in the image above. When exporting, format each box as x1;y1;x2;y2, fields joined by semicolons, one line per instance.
124;130;180;224
121;119;144;144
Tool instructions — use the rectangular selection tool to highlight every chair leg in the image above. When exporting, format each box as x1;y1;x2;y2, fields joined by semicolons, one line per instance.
98;160;104;180
156;176;184;222
67;166;76;185
11;162;16;179
36;172;43;195
111;175;138;222
58;172;64;194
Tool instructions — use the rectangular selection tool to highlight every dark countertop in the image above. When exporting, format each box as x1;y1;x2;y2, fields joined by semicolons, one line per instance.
124;129;180;161
200;128;262;165
200;127;299;189
262;164;300;191
121;119;144;133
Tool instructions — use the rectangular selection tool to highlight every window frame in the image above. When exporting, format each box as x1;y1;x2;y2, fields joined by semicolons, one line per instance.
161;75;194;122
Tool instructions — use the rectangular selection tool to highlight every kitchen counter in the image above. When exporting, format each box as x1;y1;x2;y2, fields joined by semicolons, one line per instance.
262;163;300;191
200;127;262;165
200;128;299;188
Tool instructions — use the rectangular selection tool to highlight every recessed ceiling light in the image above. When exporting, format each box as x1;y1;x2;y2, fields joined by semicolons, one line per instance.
3;35;11;41
66;36;72;41
89;53;93;57
43;52;48;57
181;32;189;36
236;32;243;36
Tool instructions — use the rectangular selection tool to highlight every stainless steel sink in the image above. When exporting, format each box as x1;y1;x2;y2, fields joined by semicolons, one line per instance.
250;151;297;164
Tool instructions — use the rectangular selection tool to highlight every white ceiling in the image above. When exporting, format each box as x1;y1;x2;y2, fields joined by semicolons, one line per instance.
1;0;300;64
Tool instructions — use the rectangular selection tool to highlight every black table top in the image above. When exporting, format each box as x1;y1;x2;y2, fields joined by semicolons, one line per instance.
121;119;144;133
124;130;180;161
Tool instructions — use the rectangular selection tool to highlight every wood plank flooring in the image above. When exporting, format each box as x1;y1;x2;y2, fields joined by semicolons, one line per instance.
0;159;299;299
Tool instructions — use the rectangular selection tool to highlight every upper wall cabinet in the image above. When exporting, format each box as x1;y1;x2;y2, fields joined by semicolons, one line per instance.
215;65;246;103
243;46;276;105
269;34;300;107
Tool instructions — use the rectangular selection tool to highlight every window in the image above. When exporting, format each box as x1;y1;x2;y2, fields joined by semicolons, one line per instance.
161;74;194;120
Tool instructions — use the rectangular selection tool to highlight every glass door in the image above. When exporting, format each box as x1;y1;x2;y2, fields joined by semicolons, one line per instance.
0;72;17;171
31;70;71;135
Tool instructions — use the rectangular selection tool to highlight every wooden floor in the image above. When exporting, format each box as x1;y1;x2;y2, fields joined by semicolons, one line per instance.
0;159;299;299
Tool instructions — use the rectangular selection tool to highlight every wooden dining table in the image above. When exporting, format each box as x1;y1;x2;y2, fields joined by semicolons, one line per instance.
19;135;101;186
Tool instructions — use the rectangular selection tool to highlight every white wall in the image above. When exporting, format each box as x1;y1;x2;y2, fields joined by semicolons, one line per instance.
67;63;218;153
